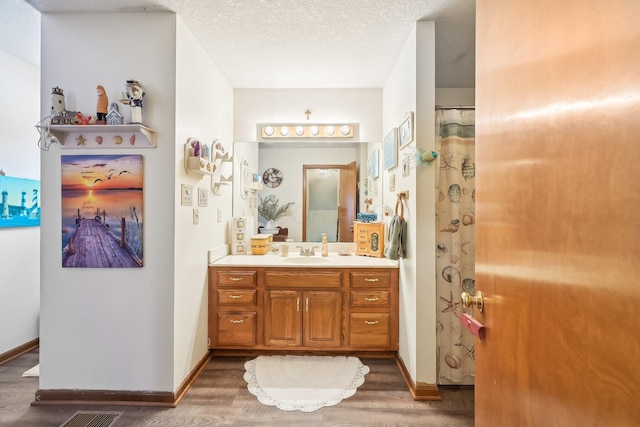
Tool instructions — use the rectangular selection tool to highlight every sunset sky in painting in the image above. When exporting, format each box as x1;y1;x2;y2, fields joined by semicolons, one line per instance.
61;155;143;191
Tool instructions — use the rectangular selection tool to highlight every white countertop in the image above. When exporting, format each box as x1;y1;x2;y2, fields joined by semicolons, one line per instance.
209;253;398;268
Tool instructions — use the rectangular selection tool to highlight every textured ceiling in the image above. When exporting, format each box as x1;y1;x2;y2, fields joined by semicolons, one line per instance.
17;0;475;88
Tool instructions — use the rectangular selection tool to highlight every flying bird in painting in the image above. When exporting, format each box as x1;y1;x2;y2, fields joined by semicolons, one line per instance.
94;178;103;184
119;170;131;175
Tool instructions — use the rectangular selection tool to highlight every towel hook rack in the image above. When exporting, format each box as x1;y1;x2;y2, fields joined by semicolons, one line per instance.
395;192;407;219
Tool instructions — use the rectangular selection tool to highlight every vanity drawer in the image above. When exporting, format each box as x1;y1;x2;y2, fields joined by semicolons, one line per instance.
350;290;390;307
217;270;257;287
218;289;257;306
265;271;342;288
350;271;391;288
217;312;257;346
349;313;390;348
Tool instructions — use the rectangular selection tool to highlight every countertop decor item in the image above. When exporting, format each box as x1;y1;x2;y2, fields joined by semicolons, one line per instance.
258;195;293;225
356;212;377;223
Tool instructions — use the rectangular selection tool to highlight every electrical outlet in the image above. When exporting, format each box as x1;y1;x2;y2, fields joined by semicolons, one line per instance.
193;208;199;225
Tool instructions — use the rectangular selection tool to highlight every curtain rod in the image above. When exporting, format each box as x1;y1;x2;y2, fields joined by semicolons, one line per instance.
435;105;475;110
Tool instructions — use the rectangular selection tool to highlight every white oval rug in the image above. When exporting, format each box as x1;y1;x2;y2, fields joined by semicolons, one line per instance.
243;355;369;412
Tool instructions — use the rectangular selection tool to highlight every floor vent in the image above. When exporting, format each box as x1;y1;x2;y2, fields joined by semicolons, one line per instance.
59;411;122;427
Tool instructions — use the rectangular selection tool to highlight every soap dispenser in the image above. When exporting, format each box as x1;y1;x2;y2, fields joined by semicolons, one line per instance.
321;233;328;257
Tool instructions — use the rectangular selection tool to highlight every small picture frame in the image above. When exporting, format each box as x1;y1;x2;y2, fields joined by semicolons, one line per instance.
402;156;411;177
399;112;414;149
198;187;209;207
181;184;193;206
383;128;398;170
389;173;396;192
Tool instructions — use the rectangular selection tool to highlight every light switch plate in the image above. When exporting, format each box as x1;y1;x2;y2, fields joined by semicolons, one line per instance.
193;208;199;225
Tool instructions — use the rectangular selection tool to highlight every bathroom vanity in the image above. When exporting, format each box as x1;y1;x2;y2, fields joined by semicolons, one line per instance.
208;254;399;353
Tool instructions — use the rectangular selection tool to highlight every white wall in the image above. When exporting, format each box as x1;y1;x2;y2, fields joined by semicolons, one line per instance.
382;21;437;385
0;48;40;355
40;12;177;392
233;88;381;239
173;16;234;388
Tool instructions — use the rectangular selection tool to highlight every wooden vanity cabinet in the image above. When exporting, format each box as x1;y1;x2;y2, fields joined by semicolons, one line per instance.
211;269;258;347
264;290;342;348
348;270;397;349
209;266;398;353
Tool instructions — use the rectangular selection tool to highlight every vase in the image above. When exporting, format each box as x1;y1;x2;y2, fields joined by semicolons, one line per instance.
265;220;274;229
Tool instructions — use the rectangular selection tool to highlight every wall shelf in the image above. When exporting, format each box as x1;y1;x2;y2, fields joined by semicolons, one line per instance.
186;156;215;177
45;124;157;148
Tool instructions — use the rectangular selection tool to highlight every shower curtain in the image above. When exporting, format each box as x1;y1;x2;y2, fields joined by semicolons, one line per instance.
435;108;476;385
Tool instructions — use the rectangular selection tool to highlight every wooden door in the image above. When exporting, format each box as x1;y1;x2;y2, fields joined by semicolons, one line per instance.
303;290;342;347
264;290;301;346
338;161;356;242
475;1;640;425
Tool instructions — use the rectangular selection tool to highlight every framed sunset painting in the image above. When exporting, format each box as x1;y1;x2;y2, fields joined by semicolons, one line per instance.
61;154;144;268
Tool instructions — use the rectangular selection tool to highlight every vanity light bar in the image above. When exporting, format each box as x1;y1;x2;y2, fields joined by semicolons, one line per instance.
258;124;357;140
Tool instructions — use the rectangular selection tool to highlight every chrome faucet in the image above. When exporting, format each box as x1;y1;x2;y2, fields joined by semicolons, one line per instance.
296;246;319;256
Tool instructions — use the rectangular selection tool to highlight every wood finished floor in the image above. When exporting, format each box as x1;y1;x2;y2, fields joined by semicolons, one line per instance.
0;349;474;426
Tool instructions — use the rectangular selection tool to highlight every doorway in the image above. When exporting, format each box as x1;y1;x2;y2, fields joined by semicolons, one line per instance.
302;162;356;242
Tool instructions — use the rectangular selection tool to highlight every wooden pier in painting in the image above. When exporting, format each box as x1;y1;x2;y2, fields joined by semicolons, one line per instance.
63;218;142;268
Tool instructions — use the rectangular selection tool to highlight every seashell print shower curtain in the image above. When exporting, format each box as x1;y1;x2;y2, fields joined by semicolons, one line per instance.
435;108;476;384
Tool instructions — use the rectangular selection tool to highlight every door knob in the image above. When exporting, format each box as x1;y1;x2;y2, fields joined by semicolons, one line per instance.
461;290;484;312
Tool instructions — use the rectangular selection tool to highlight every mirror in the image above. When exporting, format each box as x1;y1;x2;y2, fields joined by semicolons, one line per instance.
303;163;356;242
233;141;377;241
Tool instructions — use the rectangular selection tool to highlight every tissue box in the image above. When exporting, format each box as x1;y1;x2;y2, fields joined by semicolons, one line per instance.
250;235;271;255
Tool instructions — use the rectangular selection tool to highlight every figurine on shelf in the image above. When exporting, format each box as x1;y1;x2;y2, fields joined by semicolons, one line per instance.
121;79;145;124
106;103;124;125
74;112;94;125
96;85;108;124
51;86;66;115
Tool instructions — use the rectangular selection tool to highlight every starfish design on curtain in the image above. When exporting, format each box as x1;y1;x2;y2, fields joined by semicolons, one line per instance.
439;290;461;317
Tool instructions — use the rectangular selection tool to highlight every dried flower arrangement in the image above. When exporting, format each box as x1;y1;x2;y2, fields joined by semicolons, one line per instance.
258;195;294;221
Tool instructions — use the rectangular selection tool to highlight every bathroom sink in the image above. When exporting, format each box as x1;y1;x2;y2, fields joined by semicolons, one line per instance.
282;256;329;264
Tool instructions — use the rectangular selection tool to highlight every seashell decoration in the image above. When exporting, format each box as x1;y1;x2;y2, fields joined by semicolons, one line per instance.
450;254;460;264
448;184;461;203
438;190;445;201
440;218;460;232
437;242;448;256
462;213;475;226
461;155;475;181
462;278;475;293
129;135;136;145
95;136;103;145
114;135;123;145
445;352;462;369
441;266;461;283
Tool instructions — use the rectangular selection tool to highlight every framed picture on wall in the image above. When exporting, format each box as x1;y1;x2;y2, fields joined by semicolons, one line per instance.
198;187;208;207
399;111;414;149
369;149;379;179
383;128;398;170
